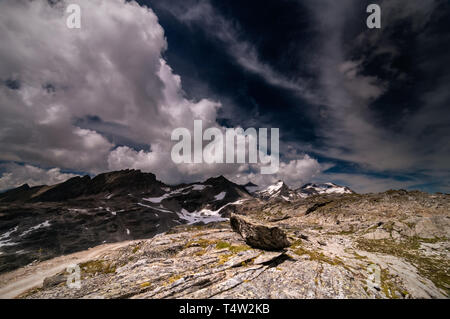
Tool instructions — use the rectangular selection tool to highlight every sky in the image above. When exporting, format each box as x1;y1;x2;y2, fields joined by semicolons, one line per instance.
0;0;449;193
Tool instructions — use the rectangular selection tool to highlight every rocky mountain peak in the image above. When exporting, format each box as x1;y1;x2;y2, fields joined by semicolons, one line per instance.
297;182;354;197
204;175;232;186
256;180;295;200
8;189;449;299
88;169;160;194
243;181;259;193
17;183;30;190
254;180;355;201
243;182;257;187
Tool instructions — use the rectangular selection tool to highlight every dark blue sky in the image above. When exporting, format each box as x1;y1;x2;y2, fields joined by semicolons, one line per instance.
0;0;449;193
132;0;450;193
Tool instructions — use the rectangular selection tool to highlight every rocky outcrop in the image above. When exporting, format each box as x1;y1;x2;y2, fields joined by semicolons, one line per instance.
0;172;251;274
32;175;92;202
230;214;290;250
255;181;354;201
0;174;448;299
296;183;354;197
7;218;447;299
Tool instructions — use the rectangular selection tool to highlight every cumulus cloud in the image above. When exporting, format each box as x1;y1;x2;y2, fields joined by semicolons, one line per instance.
0;163;80;191
228;155;323;189
0;0;324;189
303;0;449;179
0;0;219;173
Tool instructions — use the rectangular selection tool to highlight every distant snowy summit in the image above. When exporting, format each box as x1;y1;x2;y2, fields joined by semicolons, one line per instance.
299;182;354;196
250;181;354;201
253;181;296;201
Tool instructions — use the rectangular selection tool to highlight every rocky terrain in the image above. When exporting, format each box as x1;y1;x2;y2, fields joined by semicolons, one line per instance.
0;170;250;273
0;171;448;299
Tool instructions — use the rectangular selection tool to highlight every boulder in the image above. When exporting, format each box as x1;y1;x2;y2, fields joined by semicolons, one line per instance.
43;273;66;289
230;214;290;250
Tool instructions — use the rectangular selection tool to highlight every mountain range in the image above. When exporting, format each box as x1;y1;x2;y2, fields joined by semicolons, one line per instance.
253;181;353;200
0;169;352;273
0;169;448;300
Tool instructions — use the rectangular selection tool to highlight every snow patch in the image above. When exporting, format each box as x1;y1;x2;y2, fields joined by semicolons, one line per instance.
191;184;207;191
264;181;284;195
20;221;51;237
304;183;352;195
176;199;246;225
105;207;116;215
138;203;172;215
214;192;226;201
143;184;212;203
143;193;170;203
0;226;19;247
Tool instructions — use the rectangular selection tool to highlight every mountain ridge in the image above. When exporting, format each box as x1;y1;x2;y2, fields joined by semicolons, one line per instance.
253;180;354;201
0;169;354;203
0;170;253;273
0;169;448;299
3;188;448;299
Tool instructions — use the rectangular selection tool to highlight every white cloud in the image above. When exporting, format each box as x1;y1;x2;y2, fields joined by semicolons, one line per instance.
0;0;219;172
303;0;449;177
0;163;80;191
0;0;326;190
228;155;323;189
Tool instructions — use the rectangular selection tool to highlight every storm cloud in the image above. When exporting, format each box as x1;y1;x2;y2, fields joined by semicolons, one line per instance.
0;0;325;190
0;0;448;193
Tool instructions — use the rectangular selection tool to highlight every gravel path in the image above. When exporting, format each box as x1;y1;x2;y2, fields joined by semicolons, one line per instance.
0;240;135;299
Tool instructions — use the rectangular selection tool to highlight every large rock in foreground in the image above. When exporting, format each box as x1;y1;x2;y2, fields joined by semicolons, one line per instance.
230;214;290;250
